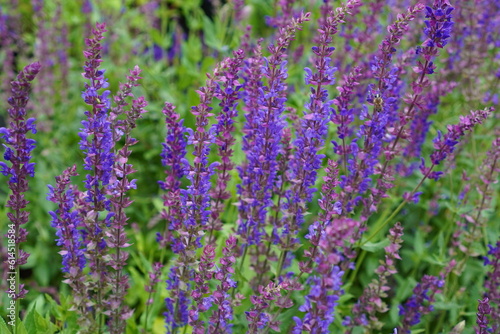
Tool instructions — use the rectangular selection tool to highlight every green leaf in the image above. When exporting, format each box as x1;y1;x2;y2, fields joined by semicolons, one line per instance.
202;16;218;50
360;239;390;253
413;229;425;256
0;316;12;334
43;294;61;318
25;308;56;334
24;308;35;334
16;318;28;334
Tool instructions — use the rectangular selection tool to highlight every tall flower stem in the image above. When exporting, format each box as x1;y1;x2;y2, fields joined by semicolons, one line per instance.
79;22;113;333
236;12;310;288
107;66;147;333
1;61;40;334
47;166;91;329
363;107;492;244
367;0;455;214
275;1;359;282
207;49;245;244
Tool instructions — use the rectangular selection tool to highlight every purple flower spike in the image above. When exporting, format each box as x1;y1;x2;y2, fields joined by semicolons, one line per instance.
190;244;216;332
293;266;344;334
331;66;362;167
181;67;221;251
421;107;492;181
346;222;404;331
208;235;238;333
78;22;114;327
47;166;91;325
422;1;454;51
106;65;147;334
80;23;114;201
282;3;359;273
237;12;311;248
1;61;41;302
47;166;85;274
398;275;444;333
299;160;341;275
476;297;491;334
483;241;500;332
158;102;188;251
208;49;246;242
165;267;190;334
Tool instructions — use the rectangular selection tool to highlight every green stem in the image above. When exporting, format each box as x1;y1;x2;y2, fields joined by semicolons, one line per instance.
232;244;248;299
362;162;435;245
14;240;19;334
347;249;366;287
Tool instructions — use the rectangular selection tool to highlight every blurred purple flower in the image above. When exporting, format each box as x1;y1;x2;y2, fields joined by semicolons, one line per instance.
399;275;444;333
483;241;500;331
293;266;344;334
476;297;492;334
422;1;454;50
82;0;92;14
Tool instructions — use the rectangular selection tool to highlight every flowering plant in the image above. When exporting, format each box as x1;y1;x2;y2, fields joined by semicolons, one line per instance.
0;0;498;333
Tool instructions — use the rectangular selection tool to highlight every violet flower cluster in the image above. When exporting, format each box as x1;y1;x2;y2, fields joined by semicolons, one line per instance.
292;266;344;334
190;244;217;333
158;101;190;333
403;81;455;172
285;4;346;232
164;267;189;333
368;1;454;211
331;66;362;171
237;13;310;248
207;235;238;333
76;23;116;329
294;215;360;333
338;3;425;216
180;69;220;250
162;51;245;332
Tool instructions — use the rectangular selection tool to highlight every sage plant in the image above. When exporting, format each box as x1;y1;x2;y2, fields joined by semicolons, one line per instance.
48;22;146;333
